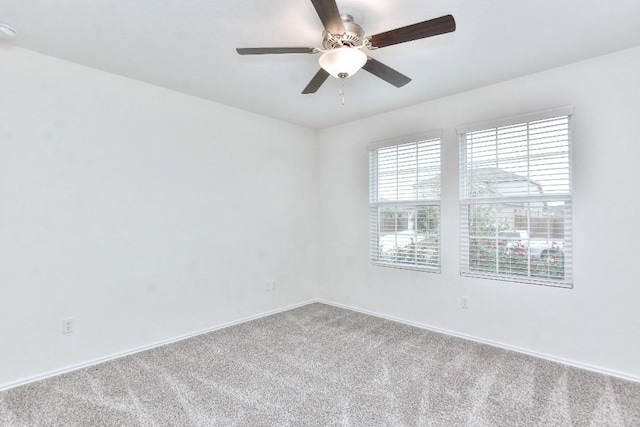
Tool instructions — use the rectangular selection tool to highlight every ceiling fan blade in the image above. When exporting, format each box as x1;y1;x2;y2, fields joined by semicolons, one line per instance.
362;58;411;88
302;69;330;94
236;47;317;55
310;0;345;35
369;15;456;49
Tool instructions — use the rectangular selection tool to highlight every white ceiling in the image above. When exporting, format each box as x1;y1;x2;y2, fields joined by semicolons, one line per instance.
2;1;640;129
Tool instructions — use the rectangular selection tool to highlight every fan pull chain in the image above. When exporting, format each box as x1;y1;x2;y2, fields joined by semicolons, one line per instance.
338;79;345;105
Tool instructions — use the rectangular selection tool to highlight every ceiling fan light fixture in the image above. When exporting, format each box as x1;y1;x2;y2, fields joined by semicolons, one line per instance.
0;23;16;40
319;47;367;79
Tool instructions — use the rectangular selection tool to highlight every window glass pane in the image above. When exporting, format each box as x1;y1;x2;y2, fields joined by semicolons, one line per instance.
466;201;567;281
375;139;441;203
462;116;570;199
372;205;440;269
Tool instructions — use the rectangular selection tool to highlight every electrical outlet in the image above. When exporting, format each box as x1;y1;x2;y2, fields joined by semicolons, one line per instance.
264;281;275;292
461;296;469;309
62;317;75;334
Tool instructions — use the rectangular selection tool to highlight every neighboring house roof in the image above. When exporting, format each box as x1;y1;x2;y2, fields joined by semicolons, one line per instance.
415;167;544;196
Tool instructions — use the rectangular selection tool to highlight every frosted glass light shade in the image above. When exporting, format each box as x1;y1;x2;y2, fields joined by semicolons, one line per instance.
319;48;367;78
0;23;16;40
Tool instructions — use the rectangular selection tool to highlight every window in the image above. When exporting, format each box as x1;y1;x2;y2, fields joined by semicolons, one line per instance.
458;107;573;287
369;132;442;272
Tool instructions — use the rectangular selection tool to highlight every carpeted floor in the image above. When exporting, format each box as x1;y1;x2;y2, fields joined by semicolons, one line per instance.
1;303;639;426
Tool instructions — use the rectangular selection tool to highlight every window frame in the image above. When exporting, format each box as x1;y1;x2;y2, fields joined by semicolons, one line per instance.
368;131;443;273
457;107;574;288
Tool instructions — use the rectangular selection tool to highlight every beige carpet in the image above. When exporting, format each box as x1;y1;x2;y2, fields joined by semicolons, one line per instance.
1;303;639;426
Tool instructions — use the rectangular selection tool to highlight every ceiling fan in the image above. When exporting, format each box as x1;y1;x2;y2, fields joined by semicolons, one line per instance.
236;0;456;95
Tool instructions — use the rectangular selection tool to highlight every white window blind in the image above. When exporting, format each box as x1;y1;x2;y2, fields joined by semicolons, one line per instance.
459;110;573;287
369;133;441;272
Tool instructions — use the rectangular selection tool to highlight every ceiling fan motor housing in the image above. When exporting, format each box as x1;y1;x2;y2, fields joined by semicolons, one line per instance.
322;14;364;49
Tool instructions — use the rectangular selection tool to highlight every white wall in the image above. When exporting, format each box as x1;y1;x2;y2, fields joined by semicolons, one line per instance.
2;43;639;389
317;46;640;380
0;47;318;387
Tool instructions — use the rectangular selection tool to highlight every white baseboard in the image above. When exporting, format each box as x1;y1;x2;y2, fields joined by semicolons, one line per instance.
317;299;640;384
3;298;637;391
0;299;316;392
